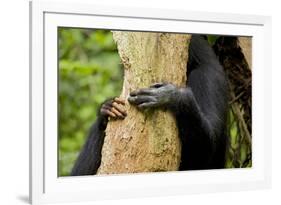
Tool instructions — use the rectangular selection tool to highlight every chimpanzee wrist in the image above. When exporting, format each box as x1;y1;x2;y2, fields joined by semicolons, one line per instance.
97;115;109;131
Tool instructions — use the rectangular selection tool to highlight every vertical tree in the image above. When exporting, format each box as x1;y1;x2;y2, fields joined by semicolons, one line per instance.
97;32;191;174
238;37;252;70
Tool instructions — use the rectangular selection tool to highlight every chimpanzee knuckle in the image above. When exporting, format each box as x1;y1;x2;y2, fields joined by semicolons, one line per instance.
104;101;112;107
134;96;145;104
129;92;135;97
140;88;155;95
139;102;157;109
136;96;147;104
100;108;106;114
115;103;127;115
150;82;164;88
130;90;140;96
112;102;118;107
102;105;111;111
166;84;175;90
101;105;107;112
127;96;136;104
151;96;158;102
137;89;147;95
107;110;117;118
146;96;153;100
138;103;149;109
112;101;120;109
111;107;123;117
132;96;139;102
151;88;159;94
116;98;126;105
104;109;110;115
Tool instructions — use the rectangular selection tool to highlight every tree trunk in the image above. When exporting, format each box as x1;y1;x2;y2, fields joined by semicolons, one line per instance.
238;37;252;70
97;32;191;174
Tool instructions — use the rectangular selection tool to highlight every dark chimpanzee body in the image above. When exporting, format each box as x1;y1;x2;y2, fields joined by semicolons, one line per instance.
71;35;228;176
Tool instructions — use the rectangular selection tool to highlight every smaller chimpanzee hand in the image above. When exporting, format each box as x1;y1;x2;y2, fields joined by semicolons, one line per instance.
128;83;178;109
100;97;127;120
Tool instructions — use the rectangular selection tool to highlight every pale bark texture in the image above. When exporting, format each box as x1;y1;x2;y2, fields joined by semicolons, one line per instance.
238;37;252;70
97;32;191;174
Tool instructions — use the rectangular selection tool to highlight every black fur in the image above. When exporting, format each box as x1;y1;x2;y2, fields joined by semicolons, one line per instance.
174;35;228;169
71;35;228;175
71;115;107;176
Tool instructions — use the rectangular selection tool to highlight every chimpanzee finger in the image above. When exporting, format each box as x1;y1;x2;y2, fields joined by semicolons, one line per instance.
101;108;117;118
110;107;125;119
112;102;127;116
130;88;156;97
138;102;158;109
149;82;165;88
103;99;113;107
128;95;156;105
114;97;126;105
101;104;111;110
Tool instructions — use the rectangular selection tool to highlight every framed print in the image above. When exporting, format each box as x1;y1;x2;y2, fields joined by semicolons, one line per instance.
30;0;272;204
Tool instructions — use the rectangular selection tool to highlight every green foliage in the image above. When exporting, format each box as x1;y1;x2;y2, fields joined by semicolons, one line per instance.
225;106;252;168
58;28;123;176
207;35;219;46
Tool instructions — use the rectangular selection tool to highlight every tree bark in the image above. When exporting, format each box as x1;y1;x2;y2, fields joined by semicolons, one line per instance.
97;32;191;174
238;37;252;70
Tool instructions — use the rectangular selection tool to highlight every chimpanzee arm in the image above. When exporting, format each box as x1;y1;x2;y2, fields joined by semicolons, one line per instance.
169;73;227;170
176;36;228;169
71;115;108;176
71;98;127;176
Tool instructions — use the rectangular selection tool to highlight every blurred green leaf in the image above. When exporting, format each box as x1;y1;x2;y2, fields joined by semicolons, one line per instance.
58;28;123;176
207;35;219;46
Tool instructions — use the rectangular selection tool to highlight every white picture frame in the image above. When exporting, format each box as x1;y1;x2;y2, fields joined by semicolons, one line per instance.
30;0;272;204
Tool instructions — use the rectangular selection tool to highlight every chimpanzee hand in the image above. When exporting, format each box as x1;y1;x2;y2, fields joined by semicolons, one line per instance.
128;83;178;109
100;97;127;120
